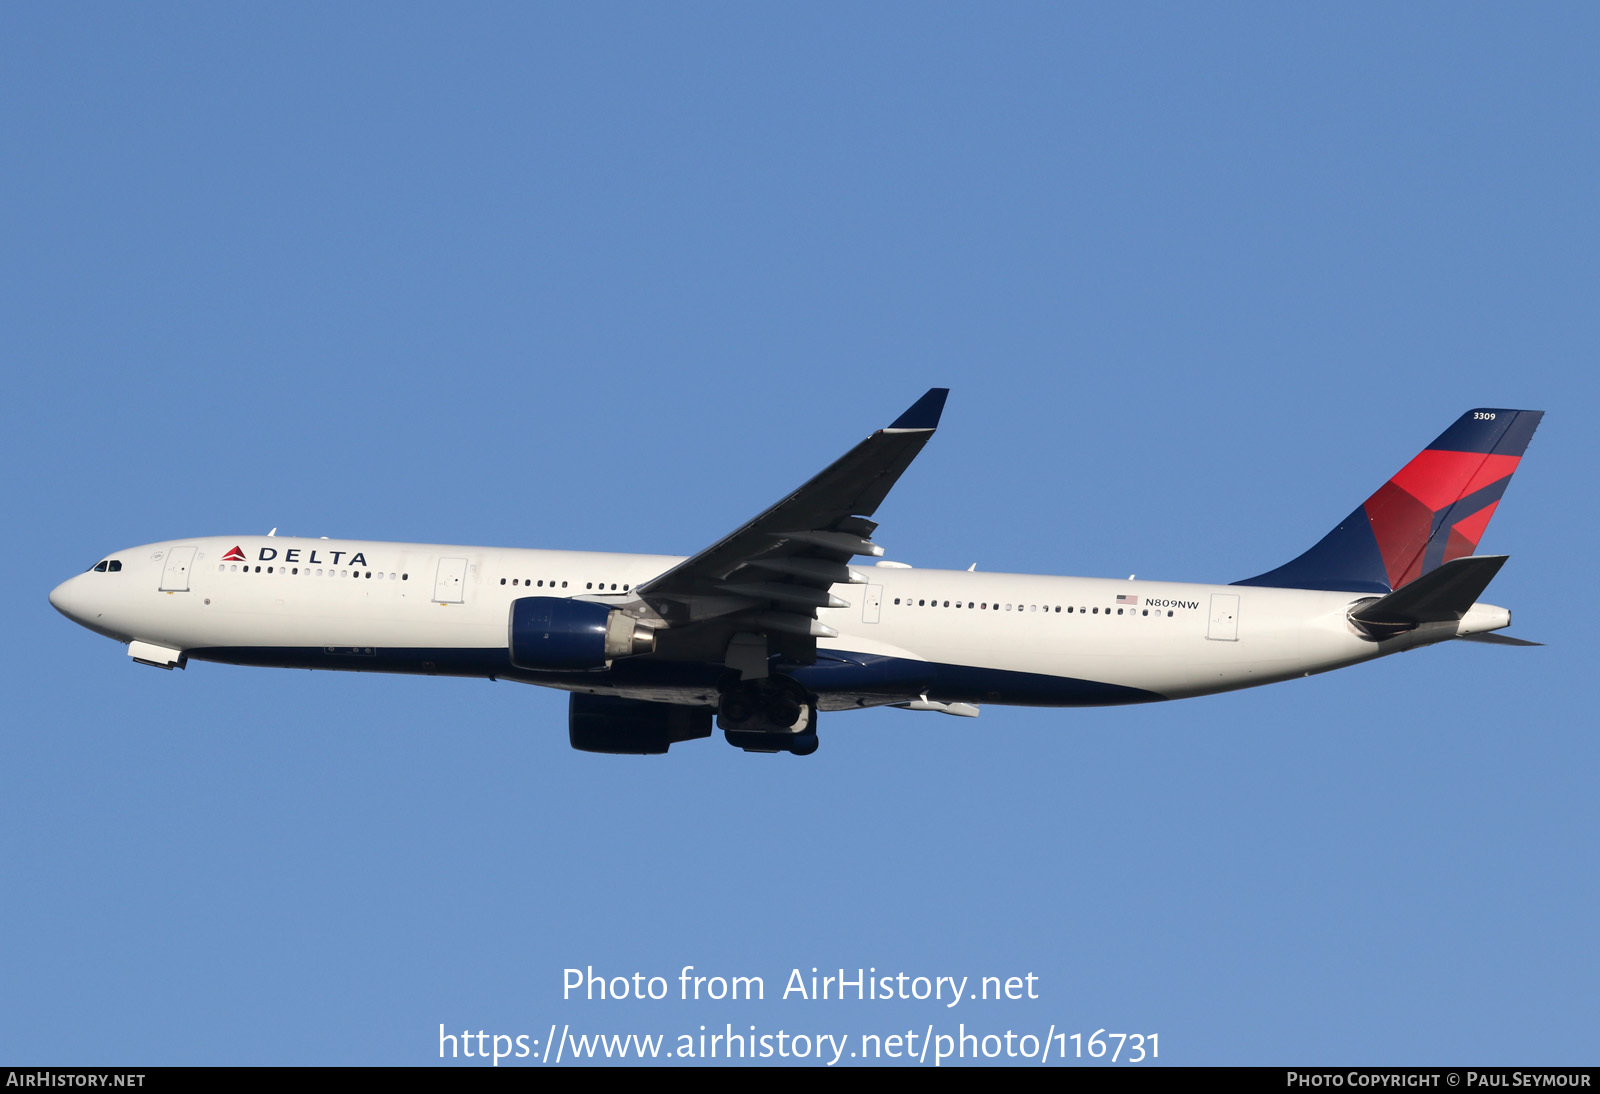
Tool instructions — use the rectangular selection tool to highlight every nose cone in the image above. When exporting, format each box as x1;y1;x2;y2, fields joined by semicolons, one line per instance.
49;573;91;624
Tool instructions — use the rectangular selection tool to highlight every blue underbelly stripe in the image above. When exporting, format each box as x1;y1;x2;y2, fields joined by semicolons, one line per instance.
184;646;1164;707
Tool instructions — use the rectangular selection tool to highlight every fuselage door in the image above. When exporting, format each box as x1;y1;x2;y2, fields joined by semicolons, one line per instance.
862;583;883;623
1206;593;1239;641
159;546;197;592
433;557;468;603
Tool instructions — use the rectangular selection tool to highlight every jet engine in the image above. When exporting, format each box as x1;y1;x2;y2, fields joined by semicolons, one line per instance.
568;693;712;754
508;597;655;670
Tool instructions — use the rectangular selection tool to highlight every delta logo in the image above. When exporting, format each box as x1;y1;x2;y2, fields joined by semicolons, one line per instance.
224;543;370;567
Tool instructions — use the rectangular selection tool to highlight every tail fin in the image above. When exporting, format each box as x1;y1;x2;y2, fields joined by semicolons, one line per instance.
1234;409;1543;593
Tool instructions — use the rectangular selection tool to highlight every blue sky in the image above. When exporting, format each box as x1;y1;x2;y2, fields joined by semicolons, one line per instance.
3;4;1595;1066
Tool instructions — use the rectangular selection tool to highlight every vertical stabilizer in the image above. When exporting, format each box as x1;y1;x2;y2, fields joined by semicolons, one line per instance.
1234;409;1542;593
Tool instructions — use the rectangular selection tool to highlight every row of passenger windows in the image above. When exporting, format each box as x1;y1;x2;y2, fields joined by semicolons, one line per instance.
208;560;1169;620
211;561;1161;616
893;597;1173;618
220;564;408;580
218;565;629;590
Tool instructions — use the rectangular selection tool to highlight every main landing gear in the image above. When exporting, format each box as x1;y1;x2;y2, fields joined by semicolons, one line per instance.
718;675;819;756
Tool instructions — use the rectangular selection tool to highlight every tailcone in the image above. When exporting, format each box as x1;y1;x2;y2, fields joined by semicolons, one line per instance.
1456;602;1512;638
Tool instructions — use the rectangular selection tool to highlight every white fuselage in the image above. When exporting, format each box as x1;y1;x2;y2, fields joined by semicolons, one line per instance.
51;533;1486;712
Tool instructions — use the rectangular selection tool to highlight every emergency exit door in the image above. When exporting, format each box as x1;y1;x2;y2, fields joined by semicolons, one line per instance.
1206;593;1239;641
159;546;196;591
862;584;883;623
433;557;468;603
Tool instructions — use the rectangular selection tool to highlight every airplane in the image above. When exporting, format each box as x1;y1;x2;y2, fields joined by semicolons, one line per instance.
49;390;1541;757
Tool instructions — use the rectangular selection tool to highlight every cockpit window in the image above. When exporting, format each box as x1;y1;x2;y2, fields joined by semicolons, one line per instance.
92;561;108;572
107;560;122;572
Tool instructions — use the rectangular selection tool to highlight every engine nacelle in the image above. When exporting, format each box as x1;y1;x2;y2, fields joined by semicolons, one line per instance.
508;597;656;670
568;693;712;754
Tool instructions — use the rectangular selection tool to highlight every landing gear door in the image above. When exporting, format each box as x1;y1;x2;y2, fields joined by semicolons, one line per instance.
433;557;468;603
159;546;197;591
862;584;883;624
1207;593;1239;641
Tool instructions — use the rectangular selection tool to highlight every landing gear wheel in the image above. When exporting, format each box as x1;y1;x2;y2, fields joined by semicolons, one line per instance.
717;675;821;755
718;690;758;726
717;675;814;733
768;694;803;730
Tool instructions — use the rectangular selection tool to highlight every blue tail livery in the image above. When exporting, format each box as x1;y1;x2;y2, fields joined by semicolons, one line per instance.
1234;409;1543;594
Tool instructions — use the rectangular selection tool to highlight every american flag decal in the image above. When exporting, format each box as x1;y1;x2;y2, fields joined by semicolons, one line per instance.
1117;594;1139;606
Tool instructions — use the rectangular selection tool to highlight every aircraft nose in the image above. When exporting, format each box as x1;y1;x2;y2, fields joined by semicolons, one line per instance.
49;574;89;622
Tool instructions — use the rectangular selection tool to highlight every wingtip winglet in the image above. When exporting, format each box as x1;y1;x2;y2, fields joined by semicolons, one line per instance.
889;388;950;431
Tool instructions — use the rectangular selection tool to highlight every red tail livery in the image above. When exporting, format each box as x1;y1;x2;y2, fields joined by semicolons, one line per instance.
1235;409;1543;593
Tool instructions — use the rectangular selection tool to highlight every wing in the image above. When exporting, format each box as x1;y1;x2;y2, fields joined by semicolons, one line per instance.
627;388;948;669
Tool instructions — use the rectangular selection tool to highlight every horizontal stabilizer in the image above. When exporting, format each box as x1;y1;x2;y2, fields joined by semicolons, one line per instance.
1457;632;1543;647
1347;555;1507;639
